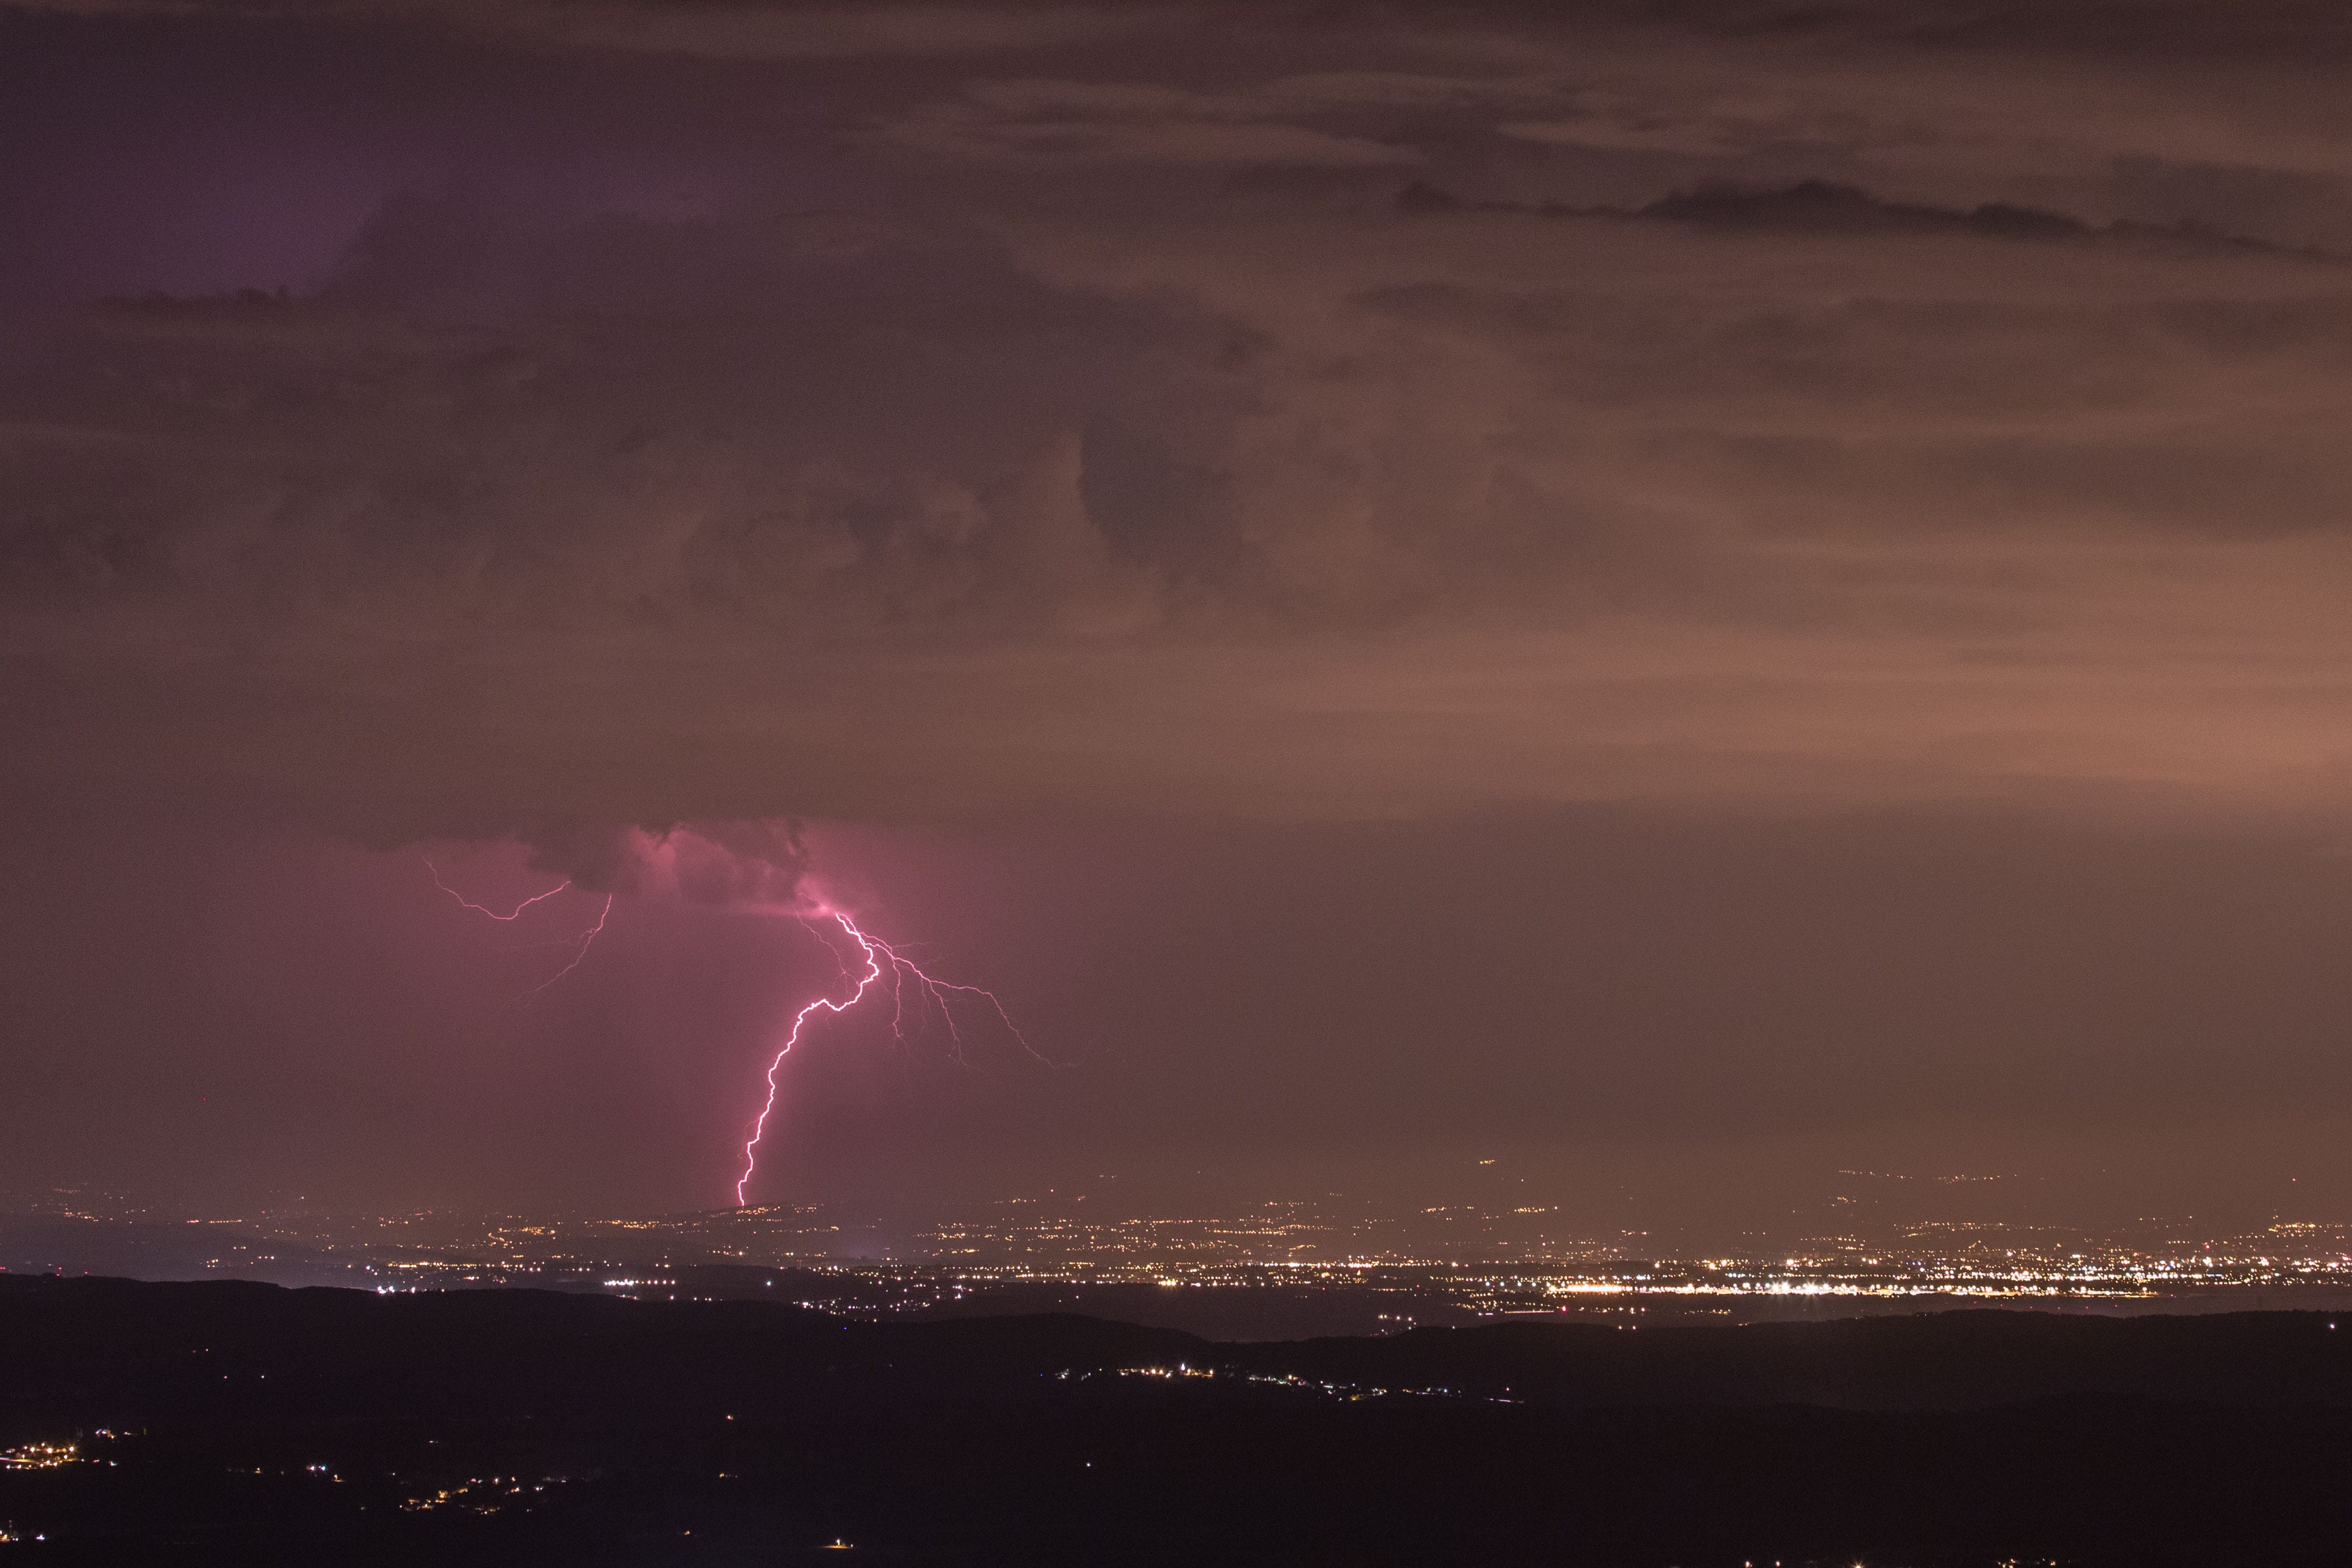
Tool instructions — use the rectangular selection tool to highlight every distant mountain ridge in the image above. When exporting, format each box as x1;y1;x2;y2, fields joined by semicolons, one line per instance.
3;1274;2346;1417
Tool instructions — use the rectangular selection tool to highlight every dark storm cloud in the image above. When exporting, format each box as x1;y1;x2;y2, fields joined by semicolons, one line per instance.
1398;176;2343;261
9;0;2352;837
4;0;1180;59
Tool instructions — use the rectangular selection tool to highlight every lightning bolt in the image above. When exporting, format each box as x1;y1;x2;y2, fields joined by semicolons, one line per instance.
427;857;611;997
426;858;571;918
517;894;613;1002
735;909;1034;1207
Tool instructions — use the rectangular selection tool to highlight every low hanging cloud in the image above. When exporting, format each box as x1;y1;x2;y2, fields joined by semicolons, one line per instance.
489;818;812;906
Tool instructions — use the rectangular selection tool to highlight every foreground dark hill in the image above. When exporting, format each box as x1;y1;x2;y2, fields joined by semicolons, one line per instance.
1;1276;2347;1565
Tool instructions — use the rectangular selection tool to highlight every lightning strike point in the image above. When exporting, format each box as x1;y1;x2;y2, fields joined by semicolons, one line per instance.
734;910;1034;1208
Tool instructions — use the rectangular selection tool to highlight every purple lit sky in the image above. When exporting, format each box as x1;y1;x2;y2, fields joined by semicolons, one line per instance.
5;1;2352;1237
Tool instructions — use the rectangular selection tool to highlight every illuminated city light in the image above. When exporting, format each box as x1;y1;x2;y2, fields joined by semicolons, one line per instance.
0;1441;77;1470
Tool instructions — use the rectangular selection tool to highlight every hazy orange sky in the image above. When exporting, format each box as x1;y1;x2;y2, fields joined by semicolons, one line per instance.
4;1;2351;1230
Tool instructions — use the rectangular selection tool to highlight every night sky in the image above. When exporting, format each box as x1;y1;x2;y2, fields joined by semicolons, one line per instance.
5;1;2351;1234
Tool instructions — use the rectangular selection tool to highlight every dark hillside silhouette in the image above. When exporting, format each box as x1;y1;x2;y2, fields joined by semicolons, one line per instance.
1;1277;2346;1564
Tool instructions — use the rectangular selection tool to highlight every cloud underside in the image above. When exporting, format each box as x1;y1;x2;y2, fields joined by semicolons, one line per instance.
10;1;2352;834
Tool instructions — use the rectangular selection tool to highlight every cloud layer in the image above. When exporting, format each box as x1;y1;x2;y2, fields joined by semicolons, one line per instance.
9;0;2352;840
